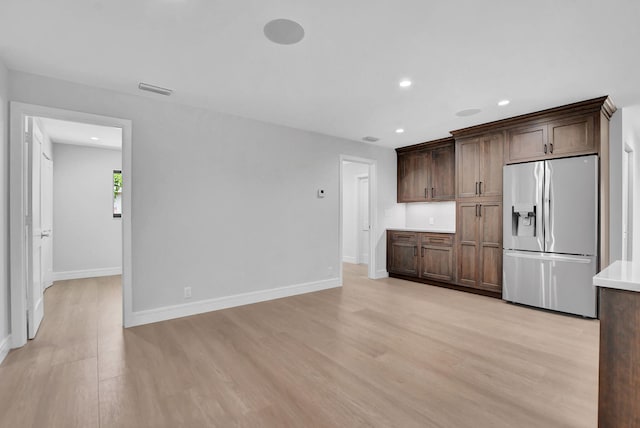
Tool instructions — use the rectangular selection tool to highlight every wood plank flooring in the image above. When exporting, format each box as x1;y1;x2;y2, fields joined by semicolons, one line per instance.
0;264;599;427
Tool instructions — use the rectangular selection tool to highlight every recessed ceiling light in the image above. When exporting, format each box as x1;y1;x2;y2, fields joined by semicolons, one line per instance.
90;137;99;141
362;136;380;142
264;19;305;45
395;128;405;134
456;108;482;117
399;80;412;88
498;99;510;106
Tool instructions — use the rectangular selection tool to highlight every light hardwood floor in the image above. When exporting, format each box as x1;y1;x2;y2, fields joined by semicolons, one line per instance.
0;265;599;427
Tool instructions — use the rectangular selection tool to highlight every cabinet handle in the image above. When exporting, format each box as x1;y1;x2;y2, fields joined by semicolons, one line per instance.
475;181;479;195
414;246;417;257
431;187;434;198
475;204;479;217
479;181;483;195
421;247;424;257
544;144;548;154
478;204;482;217
550;143;553;153
424;187;427;199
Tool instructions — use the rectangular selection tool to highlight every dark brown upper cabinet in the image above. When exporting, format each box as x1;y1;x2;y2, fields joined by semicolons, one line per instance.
396;138;455;203
456;132;504;199
506;114;595;164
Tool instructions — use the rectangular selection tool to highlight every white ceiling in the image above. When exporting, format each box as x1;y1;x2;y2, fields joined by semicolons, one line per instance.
38;118;122;150
2;0;640;148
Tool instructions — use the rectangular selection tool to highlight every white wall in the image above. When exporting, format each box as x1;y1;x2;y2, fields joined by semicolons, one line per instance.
405;201;456;232
609;110;623;263
342;162;368;263
8;71;397;316
52;143;122;277
0;58;9;358
622;105;640;262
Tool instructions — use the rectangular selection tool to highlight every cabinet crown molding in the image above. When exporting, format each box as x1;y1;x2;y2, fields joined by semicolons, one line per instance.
450;96;616;139
395;136;454;154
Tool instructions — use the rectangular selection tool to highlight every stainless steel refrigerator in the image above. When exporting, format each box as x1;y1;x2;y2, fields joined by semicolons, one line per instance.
503;155;598;317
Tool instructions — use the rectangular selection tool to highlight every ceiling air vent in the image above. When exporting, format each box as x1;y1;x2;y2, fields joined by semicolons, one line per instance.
138;82;173;96
362;136;380;142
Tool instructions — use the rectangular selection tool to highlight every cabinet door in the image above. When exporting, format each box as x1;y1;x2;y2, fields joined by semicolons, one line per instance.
479;202;502;293
457;138;480;198
430;144;455;200
479;133;504;198
457;203;479;287
548;115;595;157
420;245;453;282
507;124;547;163
397;152;427;202
388;242;419;276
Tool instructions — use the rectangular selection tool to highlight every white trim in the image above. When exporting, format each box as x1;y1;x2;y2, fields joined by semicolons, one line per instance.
129;278;341;327
342;256;357;264
10;102;133;349
339;155;377;285
374;269;389;279
52;267;123;281
0;335;11;365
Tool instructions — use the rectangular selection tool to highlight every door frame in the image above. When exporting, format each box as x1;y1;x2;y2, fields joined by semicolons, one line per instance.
355;174;369;265
339;155;377;283
9;102;133;348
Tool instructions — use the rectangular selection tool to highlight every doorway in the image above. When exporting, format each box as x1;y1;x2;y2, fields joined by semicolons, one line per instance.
339;155;376;284
9;103;133;349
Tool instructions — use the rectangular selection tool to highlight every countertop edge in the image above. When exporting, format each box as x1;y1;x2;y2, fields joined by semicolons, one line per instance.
387;228;456;234
593;260;640;293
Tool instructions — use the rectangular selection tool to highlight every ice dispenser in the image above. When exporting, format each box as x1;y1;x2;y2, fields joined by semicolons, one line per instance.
511;203;536;237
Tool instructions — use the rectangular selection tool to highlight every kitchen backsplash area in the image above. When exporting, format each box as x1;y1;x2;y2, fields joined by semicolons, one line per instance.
405;201;456;232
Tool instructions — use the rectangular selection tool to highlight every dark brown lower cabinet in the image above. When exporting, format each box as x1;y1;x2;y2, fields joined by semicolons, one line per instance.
456;201;503;294
420;235;454;282
387;231;419;276
598;287;640;428
387;231;454;284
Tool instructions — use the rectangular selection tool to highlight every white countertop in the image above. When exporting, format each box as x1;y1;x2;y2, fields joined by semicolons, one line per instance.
593;260;640;292
388;227;456;234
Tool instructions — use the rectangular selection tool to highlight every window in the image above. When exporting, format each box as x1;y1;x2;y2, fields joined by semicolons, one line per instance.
113;170;122;218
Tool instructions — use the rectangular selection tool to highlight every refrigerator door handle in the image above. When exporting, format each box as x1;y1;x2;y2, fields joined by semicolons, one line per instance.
544;162;551;250
503;251;592;264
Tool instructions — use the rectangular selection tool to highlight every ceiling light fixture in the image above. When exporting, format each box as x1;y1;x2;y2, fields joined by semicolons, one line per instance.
362;136;380;142
138;82;173;96
498;99;510;106
90;137;99;141
456;108;482;117
264;19;305;45
399;79;412;88
395;128;405;134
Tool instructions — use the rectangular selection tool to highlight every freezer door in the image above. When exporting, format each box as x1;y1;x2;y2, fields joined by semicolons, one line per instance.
503;250;597;317
545;155;598;255
503;161;544;252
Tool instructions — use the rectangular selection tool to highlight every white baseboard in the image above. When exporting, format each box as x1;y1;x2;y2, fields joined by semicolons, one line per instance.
360;254;369;264
0;334;12;365
342;256;357;264
129;277;342;327
374;269;389;279
52;267;122;281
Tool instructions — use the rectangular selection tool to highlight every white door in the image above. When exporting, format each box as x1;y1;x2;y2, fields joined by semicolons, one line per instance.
357;176;369;264
41;152;54;288
27;118;45;338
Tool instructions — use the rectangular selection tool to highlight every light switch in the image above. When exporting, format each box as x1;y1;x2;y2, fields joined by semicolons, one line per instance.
429;217;435;225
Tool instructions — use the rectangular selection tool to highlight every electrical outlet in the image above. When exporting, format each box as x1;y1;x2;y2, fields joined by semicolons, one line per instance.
327;266;334;275
429;217;435;225
184;286;192;299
